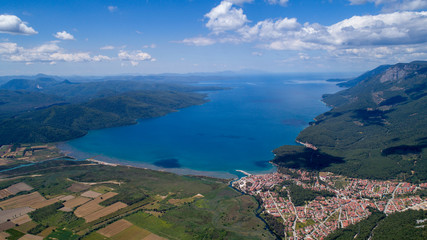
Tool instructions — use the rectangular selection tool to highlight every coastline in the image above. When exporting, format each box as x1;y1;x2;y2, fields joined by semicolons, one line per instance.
52;78;339;182
57;142;277;180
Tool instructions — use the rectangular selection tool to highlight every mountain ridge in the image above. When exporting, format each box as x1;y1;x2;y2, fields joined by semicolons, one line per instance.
273;61;427;182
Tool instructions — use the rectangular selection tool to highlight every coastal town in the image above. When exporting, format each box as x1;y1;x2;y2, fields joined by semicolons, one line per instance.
233;168;427;240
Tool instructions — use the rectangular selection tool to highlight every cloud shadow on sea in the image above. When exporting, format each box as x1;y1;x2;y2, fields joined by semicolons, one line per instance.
153;158;181;168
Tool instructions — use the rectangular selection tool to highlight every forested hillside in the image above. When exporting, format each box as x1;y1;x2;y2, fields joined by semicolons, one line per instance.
274;61;427;182
0;77;217;145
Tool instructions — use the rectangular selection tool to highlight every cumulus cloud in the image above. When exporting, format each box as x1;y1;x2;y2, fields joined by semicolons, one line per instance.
181;0;427;63
0;41;110;63
205;1;249;33
227;0;254;5
100;45;115;50
118;50;154;66
331;44;427;62
324;11;427;46
181;37;216;46
54;31;75;40
0;42;19;54
142;44;156;49
108;6;118;12
237;11;427;51
349;0;427;11
92;55;112;61
0;14;37;35
239;17;301;41
267;0;289;6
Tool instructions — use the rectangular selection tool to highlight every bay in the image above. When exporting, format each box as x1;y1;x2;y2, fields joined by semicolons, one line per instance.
60;75;342;178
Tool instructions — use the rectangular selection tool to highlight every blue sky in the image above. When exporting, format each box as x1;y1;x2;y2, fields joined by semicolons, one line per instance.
1;0;427;75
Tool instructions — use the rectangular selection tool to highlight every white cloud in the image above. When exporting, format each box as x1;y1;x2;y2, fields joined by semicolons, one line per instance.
92;55;112;61
0;41;110;62
33;42;61;53
239;17;301;41
54;31;75;40
183;0;427;64
227;0;254;5
266;39;325;51
205;1;249;33
108;6;118;12
49;52;92;62
181;37;216;46
118;50;154;65
143;44;156;49
331;44;427;62
349;0;427;11
0;15;37;35
267;0;289;6
325;11;427;46
237;11;427;51
100;45;115;50
0;42;19;54
298;52;310;60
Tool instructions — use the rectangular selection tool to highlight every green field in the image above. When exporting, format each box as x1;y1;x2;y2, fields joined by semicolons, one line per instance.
0;160;274;239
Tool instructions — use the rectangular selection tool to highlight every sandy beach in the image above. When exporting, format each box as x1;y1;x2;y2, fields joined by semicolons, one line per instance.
57;142;253;179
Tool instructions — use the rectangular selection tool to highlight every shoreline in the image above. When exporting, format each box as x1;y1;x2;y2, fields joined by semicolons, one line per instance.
52;79;338;182
57;142;276;180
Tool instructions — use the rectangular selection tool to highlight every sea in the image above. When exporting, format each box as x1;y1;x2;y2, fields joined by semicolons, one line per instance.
59;74;344;178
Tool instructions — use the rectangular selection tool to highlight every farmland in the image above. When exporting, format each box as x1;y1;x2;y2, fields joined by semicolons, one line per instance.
95;218;168;240
97;219;133;237
0;159;274;239
0;144;65;172
63;196;91;209
0;192;49;209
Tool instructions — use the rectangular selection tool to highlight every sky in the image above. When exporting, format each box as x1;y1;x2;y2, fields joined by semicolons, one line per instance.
1;0;427;75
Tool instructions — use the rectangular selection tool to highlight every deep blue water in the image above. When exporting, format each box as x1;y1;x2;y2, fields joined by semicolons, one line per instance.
61;75;342;177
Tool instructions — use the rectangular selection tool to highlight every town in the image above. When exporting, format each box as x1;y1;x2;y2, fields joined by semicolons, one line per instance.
233;169;427;240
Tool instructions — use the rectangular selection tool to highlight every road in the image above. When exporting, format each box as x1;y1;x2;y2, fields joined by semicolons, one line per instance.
384;183;401;215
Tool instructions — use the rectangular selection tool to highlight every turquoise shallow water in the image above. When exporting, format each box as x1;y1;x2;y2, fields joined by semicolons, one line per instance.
61;75;342;178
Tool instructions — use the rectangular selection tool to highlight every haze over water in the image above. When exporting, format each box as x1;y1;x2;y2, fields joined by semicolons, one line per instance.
62;75;342;177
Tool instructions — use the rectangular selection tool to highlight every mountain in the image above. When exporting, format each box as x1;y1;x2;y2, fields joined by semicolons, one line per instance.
0;75;224;145
0;90;65;117
0;77;59;91
0;90;207;145
273;61;427;182
0;77;223;104
336;64;392;88
0;91;206;145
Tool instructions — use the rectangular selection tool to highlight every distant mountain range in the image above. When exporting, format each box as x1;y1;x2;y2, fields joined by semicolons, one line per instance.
0;76;224;115
274;61;427;182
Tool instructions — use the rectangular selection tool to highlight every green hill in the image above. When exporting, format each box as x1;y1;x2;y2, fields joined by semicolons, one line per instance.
0;77;222;104
0;90;65;117
0;90;207;145
273;61;427;182
0;76;224;145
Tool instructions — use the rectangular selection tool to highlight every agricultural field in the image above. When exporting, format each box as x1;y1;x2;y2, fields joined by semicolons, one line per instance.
83;202;128;222
63;196;91;208
0;160;274;239
94;219;166;240
0;192;47;209
97;219;133;237
0;144;65;172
